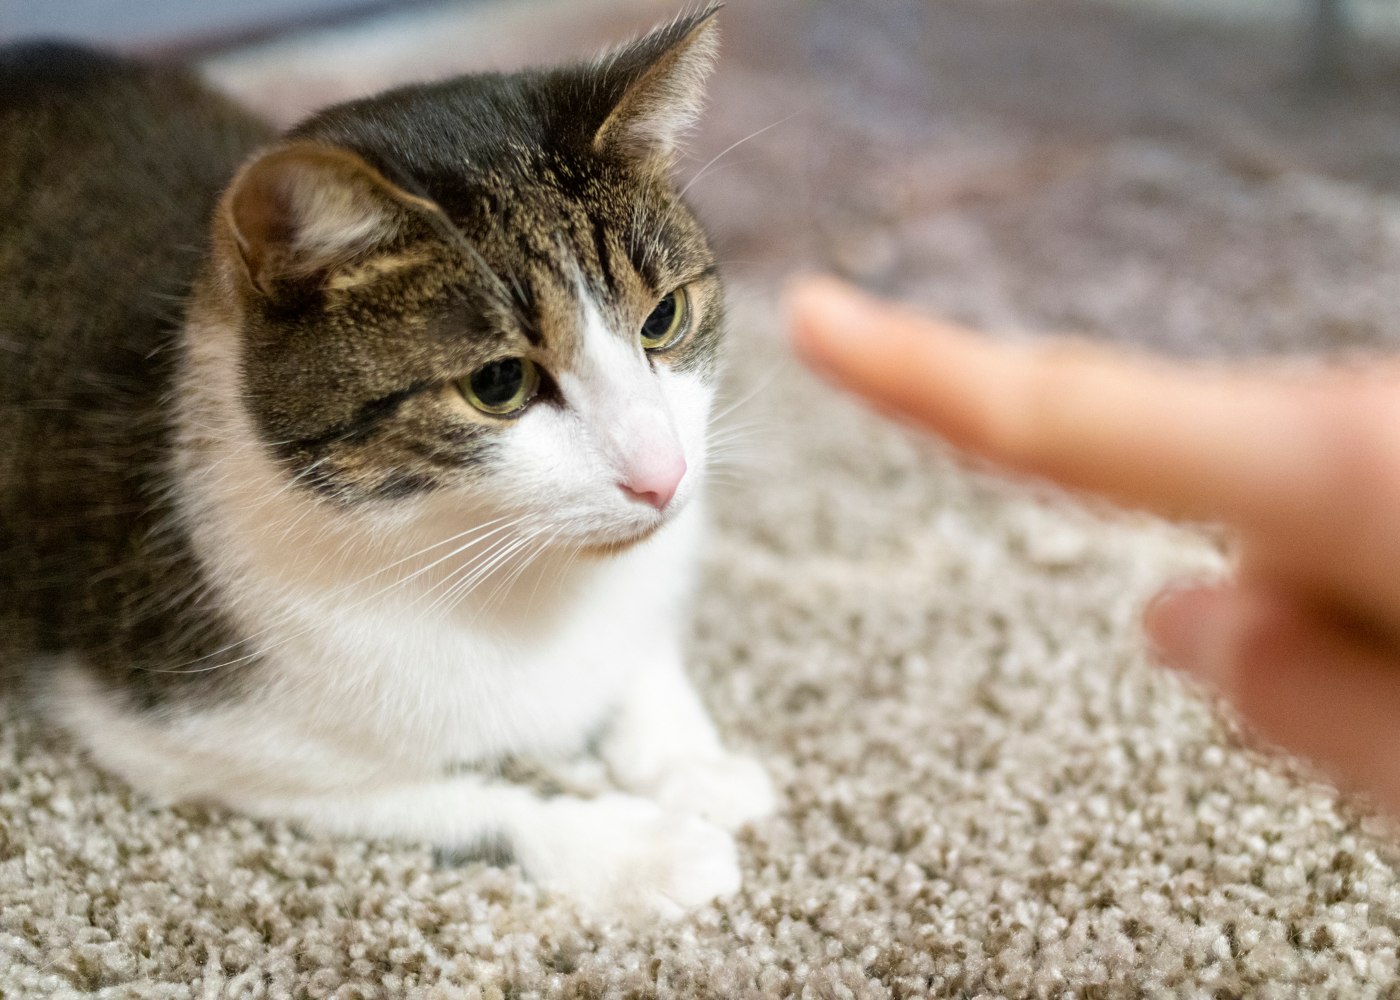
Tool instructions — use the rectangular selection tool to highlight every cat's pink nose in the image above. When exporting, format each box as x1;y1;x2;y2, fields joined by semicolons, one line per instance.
619;454;686;511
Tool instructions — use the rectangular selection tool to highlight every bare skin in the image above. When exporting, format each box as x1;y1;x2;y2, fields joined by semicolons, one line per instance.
787;275;1400;816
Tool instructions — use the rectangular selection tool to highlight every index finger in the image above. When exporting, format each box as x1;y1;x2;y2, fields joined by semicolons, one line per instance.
785;276;1338;535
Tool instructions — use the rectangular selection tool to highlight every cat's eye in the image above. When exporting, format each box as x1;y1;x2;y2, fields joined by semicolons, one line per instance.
640;287;690;352
460;357;539;416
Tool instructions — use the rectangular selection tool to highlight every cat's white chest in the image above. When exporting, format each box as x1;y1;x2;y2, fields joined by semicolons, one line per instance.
256;507;701;773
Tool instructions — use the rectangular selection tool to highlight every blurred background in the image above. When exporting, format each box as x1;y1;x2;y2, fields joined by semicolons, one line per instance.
4;0;1400;362
9;7;1400;993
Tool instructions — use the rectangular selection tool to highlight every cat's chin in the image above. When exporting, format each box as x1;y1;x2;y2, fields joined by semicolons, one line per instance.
576;519;668;559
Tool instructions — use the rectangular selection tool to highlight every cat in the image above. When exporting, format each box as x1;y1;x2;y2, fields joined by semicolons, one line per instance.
0;5;774;919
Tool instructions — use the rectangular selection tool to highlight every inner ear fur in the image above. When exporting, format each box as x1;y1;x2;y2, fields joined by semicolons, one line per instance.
592;4;721;170
224;142;439;297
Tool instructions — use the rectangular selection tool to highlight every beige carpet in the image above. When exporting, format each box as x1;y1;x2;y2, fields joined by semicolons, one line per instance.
8;0;1400;995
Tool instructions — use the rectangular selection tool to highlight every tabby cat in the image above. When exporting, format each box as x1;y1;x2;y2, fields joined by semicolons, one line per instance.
0;6;773;918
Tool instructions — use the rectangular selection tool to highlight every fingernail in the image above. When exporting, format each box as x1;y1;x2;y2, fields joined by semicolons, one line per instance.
1144;584;1237;688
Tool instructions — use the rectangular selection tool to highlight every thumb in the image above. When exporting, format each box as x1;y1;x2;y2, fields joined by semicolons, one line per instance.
1147;582;1400;814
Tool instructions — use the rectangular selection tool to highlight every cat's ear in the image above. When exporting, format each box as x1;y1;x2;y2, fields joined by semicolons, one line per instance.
591;4;721;170
223;142;437;297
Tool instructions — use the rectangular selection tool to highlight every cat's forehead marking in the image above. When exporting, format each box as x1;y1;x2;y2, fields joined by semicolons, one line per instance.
474;169;640;312
487;212;627;369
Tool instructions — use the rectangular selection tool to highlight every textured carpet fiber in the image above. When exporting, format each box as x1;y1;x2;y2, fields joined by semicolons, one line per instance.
7;0;1400;996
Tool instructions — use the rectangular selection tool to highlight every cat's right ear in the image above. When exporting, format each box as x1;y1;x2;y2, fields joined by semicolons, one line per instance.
589;5;722;171
223;142;436;298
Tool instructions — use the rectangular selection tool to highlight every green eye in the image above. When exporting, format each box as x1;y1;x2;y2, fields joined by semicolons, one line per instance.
460;357;539;416
640;287;689;351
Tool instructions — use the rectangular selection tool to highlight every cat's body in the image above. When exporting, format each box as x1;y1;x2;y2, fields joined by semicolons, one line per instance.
0;45;272;702
0;10;773;917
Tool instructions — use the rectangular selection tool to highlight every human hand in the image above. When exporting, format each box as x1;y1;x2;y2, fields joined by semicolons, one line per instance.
787;275;1400;814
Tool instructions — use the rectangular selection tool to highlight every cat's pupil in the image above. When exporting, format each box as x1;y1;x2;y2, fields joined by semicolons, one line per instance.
471;358;524;407
642;293;677;341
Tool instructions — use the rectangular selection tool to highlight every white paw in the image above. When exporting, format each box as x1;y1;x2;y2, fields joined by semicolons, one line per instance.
524;793;741;920
651;753;776;831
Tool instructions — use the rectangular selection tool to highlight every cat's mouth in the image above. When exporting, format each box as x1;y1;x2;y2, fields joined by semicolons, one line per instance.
577;519;667;559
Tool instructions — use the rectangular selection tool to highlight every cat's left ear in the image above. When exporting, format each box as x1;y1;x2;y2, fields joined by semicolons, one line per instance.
591;4;721;170
222;142;440;299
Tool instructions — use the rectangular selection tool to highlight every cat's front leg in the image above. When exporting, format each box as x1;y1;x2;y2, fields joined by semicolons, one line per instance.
243;776;739;920
600;649;775;831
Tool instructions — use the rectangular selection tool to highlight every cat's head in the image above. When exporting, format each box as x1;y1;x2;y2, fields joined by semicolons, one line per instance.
208;7;724;551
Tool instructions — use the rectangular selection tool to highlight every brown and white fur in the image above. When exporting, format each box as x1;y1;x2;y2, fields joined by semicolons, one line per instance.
0;8;773;918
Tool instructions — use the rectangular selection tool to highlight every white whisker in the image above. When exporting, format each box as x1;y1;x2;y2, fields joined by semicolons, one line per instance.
679;108;805;198
143;513;530;675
